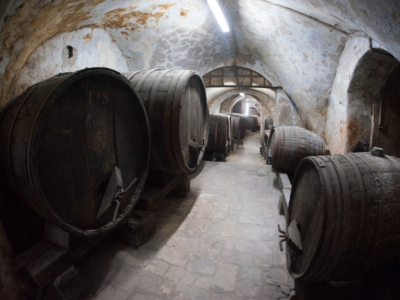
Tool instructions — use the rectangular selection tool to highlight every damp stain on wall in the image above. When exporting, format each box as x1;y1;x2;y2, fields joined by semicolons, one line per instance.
101;4;174;31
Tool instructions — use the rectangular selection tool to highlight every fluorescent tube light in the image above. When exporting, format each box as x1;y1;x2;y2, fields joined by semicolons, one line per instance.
207;0;229;32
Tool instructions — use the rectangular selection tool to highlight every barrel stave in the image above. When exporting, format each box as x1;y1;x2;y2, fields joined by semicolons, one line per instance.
206;114;229;154
124;70;209;174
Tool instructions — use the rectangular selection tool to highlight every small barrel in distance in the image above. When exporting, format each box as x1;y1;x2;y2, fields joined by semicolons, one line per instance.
266;126;325;173
206;114;230;155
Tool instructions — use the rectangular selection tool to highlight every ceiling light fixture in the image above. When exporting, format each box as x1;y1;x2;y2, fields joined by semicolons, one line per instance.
240;93;244;96
207;0;230;33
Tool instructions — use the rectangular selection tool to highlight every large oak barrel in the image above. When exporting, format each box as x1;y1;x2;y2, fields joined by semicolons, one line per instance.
0;68;150;237
287;149;400;281
124;69;209;174
266;126;325;173
239;116;247;138
206;114;230;154
231;116;241;140
260;130;270;147
246;116;257;132
260;130;270;158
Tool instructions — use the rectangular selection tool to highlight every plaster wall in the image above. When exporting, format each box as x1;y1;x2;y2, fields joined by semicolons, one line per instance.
275;89;304;128
263;0;400;62
233;0;347;133
14;27;129;97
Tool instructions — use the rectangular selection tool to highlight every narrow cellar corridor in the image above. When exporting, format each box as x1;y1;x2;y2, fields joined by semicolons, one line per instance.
76;133;293;300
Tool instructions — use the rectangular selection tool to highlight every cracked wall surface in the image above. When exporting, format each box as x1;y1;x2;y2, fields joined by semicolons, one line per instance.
14;27;129;97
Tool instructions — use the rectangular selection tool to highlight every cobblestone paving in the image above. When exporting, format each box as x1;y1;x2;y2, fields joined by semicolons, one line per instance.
77;133;294;299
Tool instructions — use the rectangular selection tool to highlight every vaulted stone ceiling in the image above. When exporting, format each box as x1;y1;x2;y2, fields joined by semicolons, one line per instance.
0;0;399;135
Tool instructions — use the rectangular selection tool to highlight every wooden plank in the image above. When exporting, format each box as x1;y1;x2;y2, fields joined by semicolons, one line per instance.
136;175;184;211
11;240;52;272
25;245;71;288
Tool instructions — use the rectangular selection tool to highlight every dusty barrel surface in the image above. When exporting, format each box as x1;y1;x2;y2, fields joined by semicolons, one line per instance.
124;69;209;174
231;116;241;140
206;114;230;154
246;116;257;131
266;126;325;173
239;116;247;138
0;68;151;237
260;130;270;147
287;149;400;281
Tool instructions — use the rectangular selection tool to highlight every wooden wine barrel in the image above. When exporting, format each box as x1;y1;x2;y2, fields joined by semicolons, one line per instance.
239;116;247;138
0;68;151;237
266;126;325;173
124;69;209;174
231;116;241;140
287;148;400;281
206;114;230;154
246;116;257;132
227;115;232;147
260;130;270;147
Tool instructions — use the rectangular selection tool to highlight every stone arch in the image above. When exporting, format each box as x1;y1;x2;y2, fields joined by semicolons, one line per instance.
325;37;399;155
208;88;276;120
347;50;398;153
228;96;264;116
208;88;276;133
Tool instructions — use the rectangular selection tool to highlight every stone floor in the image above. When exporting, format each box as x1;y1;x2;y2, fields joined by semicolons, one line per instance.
76;132;295;300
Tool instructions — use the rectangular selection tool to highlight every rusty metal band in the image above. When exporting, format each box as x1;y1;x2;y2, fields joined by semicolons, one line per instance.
170;71;192;173
302;156;332;280
26;73;76;222
125;70;142;82
163;71;186;172
315;155;351;280
215;115;219;150
3;89;37;203
334;153;367;279
350;153;379;275
300;156;335;280
148;70;170;170
275;127;283;168
134;69;158;92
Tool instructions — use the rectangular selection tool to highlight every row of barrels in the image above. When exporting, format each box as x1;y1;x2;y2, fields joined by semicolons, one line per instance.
266;126;400;282
0;68;209;238
205;113;250;155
